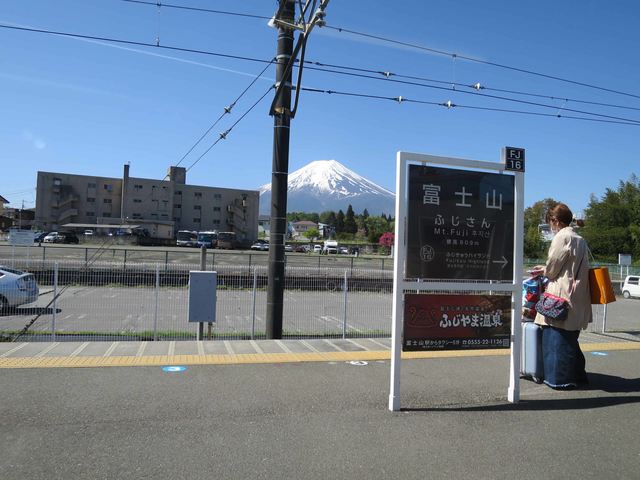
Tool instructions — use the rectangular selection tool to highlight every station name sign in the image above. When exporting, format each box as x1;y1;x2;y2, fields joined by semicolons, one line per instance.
406;165;515;281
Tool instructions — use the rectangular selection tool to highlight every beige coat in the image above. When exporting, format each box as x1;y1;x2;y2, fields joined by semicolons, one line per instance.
534;227;593;331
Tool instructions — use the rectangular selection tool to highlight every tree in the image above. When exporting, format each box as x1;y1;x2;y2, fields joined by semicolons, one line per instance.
379;232;394;253
344;205;357;234
582;175;640;261
362;208;369;219
336;210;345;234
523;198;557;258
303;229;320;241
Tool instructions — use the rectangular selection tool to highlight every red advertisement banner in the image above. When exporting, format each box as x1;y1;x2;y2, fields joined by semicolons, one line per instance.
403;294;511;351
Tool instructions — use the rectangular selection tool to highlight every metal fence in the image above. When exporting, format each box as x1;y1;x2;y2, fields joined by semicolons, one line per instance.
0;259;393;342
0;244;394;271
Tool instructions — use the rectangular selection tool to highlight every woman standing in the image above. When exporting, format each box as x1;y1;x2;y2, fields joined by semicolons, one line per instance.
530;202;592;388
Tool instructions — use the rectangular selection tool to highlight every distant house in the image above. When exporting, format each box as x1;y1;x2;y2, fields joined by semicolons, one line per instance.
291;220;318;239
258;215;271;237
0;194;8;214
0;195;11;231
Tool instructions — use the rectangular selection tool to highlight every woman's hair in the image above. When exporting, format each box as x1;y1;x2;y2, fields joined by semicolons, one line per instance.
546;202;573;227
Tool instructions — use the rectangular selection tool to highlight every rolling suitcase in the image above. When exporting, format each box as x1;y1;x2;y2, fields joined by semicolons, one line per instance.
521;322;544;384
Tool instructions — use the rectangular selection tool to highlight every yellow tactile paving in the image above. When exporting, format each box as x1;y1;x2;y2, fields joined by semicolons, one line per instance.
0;341;638;369
202;355;236;364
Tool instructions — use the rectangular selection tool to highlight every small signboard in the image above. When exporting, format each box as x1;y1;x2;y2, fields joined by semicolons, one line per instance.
619;254;632;266
403;294;511;351
8;230;33;246
503;147;525;172
406;165;515;281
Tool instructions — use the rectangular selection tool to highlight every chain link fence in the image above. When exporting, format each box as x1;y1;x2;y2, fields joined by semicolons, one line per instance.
0;259;392;342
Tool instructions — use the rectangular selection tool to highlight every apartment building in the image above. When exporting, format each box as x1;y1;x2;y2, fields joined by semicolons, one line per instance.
35;165;260;242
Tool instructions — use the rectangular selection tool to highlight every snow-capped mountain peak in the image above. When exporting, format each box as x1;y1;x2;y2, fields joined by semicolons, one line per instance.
257;160;395;215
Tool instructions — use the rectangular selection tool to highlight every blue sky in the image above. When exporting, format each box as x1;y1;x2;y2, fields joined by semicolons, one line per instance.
2;0;639;217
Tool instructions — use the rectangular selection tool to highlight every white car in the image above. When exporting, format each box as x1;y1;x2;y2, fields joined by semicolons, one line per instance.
313;245;322;253
622;275;640;299
251;241;269;251
339;247;349;255
43;232;58;243
84;230;95;235
284;244;293;252
0;266;39;313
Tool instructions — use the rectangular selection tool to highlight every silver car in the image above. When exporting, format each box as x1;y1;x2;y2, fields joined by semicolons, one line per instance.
0;266;40;313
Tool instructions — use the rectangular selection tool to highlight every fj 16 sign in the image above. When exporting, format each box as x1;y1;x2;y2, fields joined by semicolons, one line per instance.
406;165;515;281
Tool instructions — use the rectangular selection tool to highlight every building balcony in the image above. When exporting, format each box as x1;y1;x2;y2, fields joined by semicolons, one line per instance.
227;203;245;219
226;217;247;233
59;208;78;221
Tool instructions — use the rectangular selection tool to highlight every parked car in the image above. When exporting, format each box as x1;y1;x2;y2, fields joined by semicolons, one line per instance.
251;241;269;251
116;230;132;236
622;275;640;299
339;247;349;255
43;232;58;243
314;245;322;253
34;232;48;243
295;245;310;253
84;230;95;235
284;244;293;252
53;232;80;244
0;266;39;314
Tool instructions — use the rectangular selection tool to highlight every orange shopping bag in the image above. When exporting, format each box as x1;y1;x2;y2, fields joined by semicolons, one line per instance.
589;267;616;304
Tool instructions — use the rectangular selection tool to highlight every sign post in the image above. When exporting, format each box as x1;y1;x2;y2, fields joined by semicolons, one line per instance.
389;150;525;411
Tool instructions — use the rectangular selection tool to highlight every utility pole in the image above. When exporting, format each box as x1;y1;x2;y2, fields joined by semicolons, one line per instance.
266;0;329;339
266;0;295;339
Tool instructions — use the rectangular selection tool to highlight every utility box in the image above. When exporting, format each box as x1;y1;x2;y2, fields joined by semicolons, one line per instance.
188;271;217;323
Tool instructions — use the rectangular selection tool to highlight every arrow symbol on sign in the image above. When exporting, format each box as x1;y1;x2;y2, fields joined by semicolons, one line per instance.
493;256;508;268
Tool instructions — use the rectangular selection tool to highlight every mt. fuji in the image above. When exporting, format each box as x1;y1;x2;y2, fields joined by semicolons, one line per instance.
257;160;395;216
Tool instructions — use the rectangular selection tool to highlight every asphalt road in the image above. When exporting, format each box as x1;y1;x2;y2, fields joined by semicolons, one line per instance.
1;350;639;479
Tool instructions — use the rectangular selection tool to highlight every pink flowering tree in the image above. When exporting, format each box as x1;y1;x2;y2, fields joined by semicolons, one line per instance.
378;232;394;254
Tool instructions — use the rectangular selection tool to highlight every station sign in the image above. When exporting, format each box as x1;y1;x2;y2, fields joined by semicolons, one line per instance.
406;165;515;281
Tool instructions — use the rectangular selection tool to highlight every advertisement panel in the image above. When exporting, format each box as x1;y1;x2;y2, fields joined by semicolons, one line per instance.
406;165;515;281
403;294;511;351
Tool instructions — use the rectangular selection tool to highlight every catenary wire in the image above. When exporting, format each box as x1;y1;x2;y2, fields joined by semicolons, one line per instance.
119;0;640;101
298;87;640;126
302;65;640;125
3;24;639;124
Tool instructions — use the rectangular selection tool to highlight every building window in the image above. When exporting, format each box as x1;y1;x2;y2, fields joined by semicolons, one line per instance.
213;207;221;212
151;213;157;218
52;209;59;216
88;183;97;189
103;199;112;204
194;218;201;223
194;192;202;198
54;179;62;186
163;186;169;190
134;185;143;190
175;190;182;196
87;197;95;203
194;205;201;210
214;194;222;200
104;184;113;191
134;199;142;203
161;214;168;219
174;204;182;209
212;220;220;226
132;214;141;219
86;212;95;217
103;213;111;218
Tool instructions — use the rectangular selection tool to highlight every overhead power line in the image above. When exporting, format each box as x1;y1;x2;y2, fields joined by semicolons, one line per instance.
3;23;639;124
0;24;272;66
302;65;640;125
299;87;640;127
120;0;640;101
